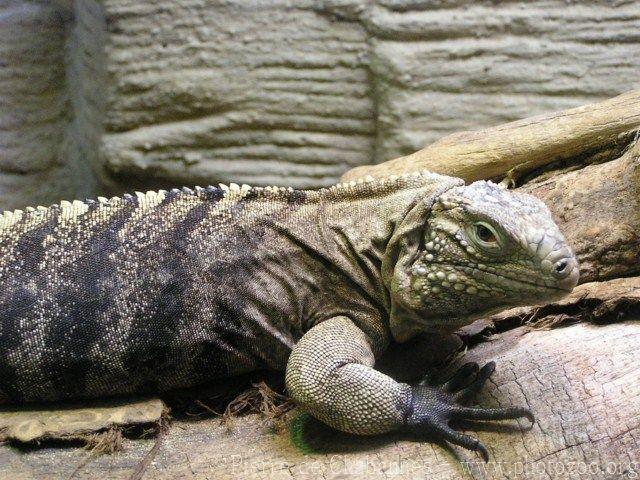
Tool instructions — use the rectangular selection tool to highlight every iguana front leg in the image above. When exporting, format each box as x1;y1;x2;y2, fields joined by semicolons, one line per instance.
285;316;533;460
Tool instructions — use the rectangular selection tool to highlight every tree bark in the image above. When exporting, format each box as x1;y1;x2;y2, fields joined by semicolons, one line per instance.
486;276;640;329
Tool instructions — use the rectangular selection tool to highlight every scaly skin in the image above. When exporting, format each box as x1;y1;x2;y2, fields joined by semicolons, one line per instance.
0;171;578;460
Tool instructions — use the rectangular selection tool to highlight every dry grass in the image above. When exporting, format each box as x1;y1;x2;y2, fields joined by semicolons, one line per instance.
81;428;124;454
186;380;296;433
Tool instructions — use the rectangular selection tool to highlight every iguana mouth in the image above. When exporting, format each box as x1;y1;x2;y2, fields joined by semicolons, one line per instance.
425;258;568;295
494;273;566;293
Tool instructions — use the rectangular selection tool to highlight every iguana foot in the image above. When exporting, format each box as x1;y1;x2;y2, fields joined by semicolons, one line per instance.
405;361;534;462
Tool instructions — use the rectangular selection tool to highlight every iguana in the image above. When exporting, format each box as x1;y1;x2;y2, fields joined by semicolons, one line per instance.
0;171;579;460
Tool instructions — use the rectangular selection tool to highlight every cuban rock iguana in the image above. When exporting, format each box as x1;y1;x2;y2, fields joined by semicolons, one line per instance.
0;171;579;460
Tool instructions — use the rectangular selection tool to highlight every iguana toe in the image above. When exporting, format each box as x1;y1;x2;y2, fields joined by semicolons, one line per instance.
452;361;495;403
441;361;480;393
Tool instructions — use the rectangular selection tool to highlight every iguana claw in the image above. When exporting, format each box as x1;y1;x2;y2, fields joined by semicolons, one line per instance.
405;361;534;462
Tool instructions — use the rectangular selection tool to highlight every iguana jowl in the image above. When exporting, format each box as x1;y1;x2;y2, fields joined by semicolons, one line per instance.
0;171;579;460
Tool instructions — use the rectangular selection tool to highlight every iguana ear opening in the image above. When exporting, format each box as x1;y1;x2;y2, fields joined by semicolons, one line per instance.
381;180;464;287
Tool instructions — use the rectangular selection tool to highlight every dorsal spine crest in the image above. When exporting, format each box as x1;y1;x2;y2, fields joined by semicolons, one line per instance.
0;170;448;229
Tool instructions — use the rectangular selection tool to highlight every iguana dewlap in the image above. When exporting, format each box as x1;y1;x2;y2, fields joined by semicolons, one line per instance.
0;171;578;460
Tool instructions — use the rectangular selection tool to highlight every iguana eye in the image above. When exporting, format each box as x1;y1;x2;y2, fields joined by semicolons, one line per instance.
473;222;499;246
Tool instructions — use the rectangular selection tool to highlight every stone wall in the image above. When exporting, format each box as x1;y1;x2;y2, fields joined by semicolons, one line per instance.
1;0;639;208
0;1;91;211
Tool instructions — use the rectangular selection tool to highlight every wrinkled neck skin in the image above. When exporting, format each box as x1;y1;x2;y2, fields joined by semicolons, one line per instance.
312;175;463;347
380;192;466;342
316;183;439;313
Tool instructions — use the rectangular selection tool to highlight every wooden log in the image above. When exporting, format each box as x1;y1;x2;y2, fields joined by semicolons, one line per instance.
0;398;164;444
341;89;640;183
487;276;640;329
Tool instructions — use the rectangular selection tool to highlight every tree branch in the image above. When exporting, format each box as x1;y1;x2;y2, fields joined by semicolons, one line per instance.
342;89;640;183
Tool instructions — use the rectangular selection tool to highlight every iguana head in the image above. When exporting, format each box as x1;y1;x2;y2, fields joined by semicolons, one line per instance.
389;180;579;341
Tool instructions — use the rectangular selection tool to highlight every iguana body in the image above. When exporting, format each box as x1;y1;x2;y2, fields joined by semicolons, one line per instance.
0;171;578;459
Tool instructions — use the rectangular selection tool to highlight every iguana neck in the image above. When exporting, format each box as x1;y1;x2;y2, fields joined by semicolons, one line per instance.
312;173;465;318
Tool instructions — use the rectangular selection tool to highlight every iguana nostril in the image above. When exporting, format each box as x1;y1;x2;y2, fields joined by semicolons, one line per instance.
552;256;580;290
552;258;573;279
554;259;568;274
